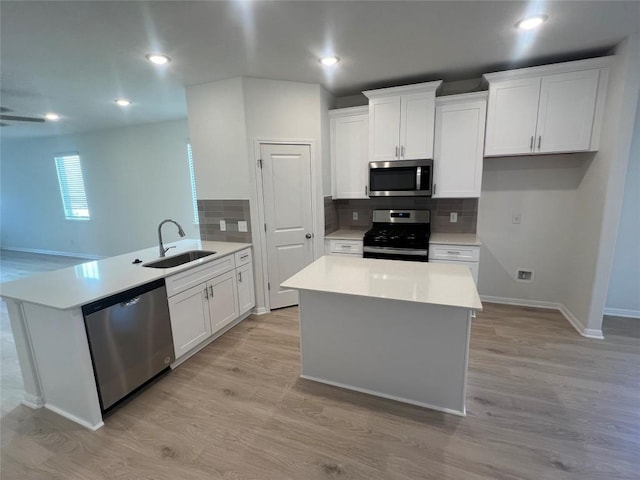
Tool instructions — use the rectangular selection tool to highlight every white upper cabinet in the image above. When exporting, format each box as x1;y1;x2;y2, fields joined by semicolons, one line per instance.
433;92;487;198
484;57;611;157
364;81;442;161
484;77;541;156
536;70;600;153
330;107;369;199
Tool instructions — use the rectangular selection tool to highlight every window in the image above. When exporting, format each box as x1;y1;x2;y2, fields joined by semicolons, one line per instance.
54;154;90;220
187;143;199;224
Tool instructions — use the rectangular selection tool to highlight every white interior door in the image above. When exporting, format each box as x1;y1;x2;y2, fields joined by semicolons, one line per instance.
260;143;314;309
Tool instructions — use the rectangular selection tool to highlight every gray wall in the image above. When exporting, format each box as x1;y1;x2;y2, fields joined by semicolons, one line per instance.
606;94;640;317
0;119;198;257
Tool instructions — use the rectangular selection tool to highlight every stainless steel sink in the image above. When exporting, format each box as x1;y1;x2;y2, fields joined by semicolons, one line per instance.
143;250;216;269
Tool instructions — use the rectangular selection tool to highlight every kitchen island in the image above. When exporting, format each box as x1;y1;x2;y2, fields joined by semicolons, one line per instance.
282;256;482;415
0;239;253;430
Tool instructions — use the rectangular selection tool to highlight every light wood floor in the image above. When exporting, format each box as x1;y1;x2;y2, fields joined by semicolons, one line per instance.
1;253;639;479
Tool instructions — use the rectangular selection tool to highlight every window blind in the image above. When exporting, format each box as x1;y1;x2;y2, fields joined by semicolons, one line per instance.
54;154;90;220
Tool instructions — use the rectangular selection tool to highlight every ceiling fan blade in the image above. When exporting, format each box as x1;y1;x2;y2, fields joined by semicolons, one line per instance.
0;114;45;123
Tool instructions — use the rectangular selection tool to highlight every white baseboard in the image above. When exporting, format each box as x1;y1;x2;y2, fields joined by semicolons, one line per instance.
22;392;44;409
44;403;104;431
1;246;103;260
604;307;640;319
252;307;269;315
480;295;604;340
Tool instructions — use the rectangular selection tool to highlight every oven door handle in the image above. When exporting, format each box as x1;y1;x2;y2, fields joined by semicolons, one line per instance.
416;166;422;190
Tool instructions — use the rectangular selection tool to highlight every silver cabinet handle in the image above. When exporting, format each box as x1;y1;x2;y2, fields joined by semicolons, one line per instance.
538;136;542;150
240;254;248;260
341;245;352;249
447;251;461;255
238;271;243;282
530;136;534;151
365;185;368;196
305;233;312;239
433;183;436;195
401;145;405;157
395;146;399;158
209;285;214;297
204;287;209;300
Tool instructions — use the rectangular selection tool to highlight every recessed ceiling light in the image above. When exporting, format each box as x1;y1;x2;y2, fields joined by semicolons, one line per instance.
115;98;131;107
516;15;548;30
145;53;171;65
44;113;60;121
320;56;340;67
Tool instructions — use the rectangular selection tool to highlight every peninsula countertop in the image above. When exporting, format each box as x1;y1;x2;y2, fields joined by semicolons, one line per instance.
282;256;482;310
0;239;251;310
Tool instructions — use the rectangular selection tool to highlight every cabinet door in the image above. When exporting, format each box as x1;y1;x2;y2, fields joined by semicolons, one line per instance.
168;284;212;358
236;263;255;315
401;91;436;160
208;270;239;333
535;69;600;153
332;114;369;199
433;98;486;198
369;97;401;161
485;77;541;156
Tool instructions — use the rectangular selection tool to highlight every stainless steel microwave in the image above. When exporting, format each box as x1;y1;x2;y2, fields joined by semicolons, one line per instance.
368;159;433;197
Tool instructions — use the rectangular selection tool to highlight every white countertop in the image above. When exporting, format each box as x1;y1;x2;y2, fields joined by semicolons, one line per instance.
282;256;482;310
325;229;367;241
0;239;251;310
429;233;482;246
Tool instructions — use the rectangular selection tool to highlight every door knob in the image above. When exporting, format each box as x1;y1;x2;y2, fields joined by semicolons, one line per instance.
305;233;312;239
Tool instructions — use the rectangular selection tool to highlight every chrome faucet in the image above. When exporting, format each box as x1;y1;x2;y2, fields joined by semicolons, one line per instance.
158;219;186;257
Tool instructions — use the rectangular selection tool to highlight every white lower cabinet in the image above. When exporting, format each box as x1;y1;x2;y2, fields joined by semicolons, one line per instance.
429;244;480;285
167;248;255;360
168;284;212;359
208;270;239;333
236;262;256;314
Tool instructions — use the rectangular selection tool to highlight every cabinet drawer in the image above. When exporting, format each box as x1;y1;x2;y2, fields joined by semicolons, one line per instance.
166;255;236;297
328;240;363;255
429;244;479;262
234;248;252;267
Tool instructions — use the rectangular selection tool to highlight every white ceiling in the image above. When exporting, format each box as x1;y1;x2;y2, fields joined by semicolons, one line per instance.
1;1;638;139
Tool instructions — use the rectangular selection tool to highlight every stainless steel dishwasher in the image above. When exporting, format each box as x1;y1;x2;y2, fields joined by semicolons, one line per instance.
82;278;175;411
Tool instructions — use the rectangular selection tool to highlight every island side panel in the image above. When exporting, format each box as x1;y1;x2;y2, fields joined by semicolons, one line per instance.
22;303;104;430
6;300;44;407
298;290;471;415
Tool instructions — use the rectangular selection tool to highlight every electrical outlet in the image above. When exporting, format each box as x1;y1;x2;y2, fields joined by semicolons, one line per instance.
450;212;458;223
516;268;534;282
238;221;248;232
512;213;522;224
352;211;358;221
219;220;226;232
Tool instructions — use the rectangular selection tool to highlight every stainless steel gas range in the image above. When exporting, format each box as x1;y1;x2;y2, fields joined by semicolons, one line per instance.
363;209;431;262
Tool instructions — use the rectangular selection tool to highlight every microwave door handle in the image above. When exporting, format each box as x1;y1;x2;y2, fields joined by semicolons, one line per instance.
416;166;422;190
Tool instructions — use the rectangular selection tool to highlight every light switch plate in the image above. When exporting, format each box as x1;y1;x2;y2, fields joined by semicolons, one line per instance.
450;212;458;223
352;211;358;221
238;221;248;232
219;220;226;231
